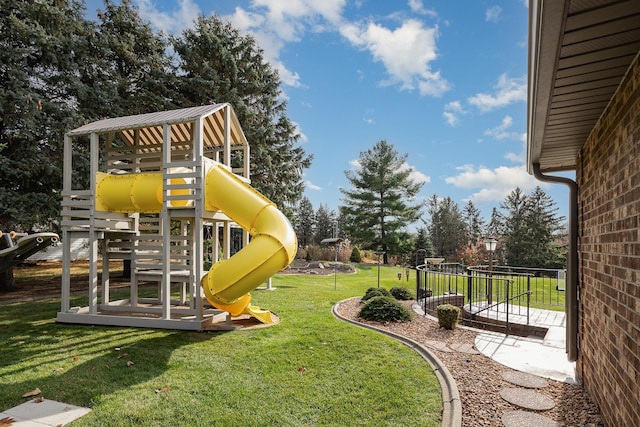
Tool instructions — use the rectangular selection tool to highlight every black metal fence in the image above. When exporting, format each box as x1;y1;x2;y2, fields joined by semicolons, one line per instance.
416;263;565;335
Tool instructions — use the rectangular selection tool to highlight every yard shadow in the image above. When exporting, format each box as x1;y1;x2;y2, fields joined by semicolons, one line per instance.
0;299;214;411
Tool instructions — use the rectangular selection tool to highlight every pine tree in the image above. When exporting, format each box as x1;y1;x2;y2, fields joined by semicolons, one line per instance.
525;186;566;268
462;200;485;246
500;187;529;266
171;16;312;215
413;227;434;266
339;140;422;263
294;197;315;247
426;195;466;260
0;0;90;233
81;0;177;119
314;204;336;243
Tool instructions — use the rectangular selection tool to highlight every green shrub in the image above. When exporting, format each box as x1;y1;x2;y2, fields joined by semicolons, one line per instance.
436;304;460;330
390;286;414;300
305;249;312;262
349;247;362;263
362;287;391;302
358;296;413;323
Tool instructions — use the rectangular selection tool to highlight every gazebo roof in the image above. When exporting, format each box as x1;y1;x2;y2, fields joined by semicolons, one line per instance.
66;103;247;149
527;0;640;173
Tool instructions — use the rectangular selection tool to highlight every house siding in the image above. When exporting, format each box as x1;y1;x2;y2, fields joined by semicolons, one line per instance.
577;54;640;427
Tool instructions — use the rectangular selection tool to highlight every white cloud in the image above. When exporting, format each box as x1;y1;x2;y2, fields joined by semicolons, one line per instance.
445;164;540;203
485;6;502;23
407;0;438;17
443;100;465;126
224;0;346;87
468;74;527;112
136;0;201;33
484;115;522;140
340;19;450;97
305;180;322;190
399;162;430;185
505;134;527;163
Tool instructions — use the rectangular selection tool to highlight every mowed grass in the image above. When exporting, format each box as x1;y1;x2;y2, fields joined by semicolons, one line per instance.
0;264;441;426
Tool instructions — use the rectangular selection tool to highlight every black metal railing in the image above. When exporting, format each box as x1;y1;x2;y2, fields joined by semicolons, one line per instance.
416;263;565;335
467;265;566;307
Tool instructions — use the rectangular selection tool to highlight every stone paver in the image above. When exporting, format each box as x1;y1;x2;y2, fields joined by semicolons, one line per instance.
502;370;549;388
424;340;454;352
449;342;480;354
500;388;555;411
501;410;560;427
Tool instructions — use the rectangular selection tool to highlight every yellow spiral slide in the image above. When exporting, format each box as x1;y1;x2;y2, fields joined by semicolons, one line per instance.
95;161;297;323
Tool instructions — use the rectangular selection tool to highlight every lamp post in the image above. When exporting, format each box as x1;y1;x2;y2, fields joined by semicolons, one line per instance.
374;250;385;288
484;237;497;305
415;248;427;268
321;238;343;290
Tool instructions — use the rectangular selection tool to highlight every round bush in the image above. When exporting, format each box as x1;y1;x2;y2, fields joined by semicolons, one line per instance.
358;296;413;323
390;286;415;300
436;304;460;330
362;287;391;302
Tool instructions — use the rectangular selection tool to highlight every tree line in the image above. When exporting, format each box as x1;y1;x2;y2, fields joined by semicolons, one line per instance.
0;0;311;232
1;1;565;271
294;140;566;270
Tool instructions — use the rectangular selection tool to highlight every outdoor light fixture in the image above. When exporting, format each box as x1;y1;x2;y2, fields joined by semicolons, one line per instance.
321;237;343;290
485;237;497;252
484;237;497;305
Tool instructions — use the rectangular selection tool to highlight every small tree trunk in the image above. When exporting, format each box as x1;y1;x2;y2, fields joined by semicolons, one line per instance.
0;267;15;291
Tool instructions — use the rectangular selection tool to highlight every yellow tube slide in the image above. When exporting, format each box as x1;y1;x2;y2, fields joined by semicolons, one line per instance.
96;172;191;213
94;162;297;323
201;162;297;318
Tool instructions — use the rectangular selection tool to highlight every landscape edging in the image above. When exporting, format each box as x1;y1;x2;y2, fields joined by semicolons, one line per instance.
332;297;462;427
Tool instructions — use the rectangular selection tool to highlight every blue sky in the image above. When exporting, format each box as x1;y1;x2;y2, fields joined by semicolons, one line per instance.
85;0;572;223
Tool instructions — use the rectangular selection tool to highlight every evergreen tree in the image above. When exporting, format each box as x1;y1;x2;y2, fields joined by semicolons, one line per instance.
171;16;312;215
82;0;177;119
294;196;315;247
500;187;529;266
339;140;422;263
462;200;485;246
0;0;90;233
413;227;434;266
426;195;466;260
525;186;566;268
314;204;336;243
486;207;503;238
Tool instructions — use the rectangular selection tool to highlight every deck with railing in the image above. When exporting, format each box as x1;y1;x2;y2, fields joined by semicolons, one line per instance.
416;263;566;336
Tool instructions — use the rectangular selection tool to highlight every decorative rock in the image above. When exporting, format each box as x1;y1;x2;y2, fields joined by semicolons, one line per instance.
502;410;560;427
449;342;480;354
502;370;549;388
500;388;555;411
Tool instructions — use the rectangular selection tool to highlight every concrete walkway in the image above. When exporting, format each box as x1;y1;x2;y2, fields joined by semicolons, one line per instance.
416;303;577;384
469;304;577;384
0;398;91;426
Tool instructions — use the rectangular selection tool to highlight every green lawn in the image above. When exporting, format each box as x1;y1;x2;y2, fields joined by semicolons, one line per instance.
0;264;441;426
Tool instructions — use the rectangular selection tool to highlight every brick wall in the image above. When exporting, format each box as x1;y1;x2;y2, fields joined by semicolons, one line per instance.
576;54;640;427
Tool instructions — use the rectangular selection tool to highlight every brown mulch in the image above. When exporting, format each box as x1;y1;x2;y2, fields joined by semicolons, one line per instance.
336;298;604;427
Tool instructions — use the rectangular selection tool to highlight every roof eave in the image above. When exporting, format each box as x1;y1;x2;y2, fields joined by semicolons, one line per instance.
526;0;571;174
